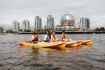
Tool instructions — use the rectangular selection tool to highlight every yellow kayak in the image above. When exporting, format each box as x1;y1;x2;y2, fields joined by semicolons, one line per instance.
17;39;92;49
65;41;79;47
17;41;66;50
78;39;92;45
64;39;92;47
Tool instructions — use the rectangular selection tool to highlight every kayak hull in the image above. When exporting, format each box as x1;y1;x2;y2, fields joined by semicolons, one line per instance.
17;39;92;49
65;41;78;47
79;40;92;45
17;41;66;50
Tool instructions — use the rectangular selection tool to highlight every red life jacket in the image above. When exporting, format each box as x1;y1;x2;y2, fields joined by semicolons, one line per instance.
32;35;38;41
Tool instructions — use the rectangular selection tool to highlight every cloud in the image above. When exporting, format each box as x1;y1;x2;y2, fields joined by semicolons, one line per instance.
0;0;105;29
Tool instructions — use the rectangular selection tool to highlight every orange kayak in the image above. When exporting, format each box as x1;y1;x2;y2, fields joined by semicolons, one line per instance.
17;39;92;49
78;39;92;45
17;41;66;50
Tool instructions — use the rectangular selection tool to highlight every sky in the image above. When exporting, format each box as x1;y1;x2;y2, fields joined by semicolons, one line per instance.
0;0;105;29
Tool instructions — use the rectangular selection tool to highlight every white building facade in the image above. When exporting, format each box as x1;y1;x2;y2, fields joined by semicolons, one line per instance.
12;20;20;32
47;15;54;30
80;17;90;31
22;20;30;31
35;16;42;30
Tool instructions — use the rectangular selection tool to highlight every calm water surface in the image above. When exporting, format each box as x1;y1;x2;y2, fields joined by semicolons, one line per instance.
0;33;105;70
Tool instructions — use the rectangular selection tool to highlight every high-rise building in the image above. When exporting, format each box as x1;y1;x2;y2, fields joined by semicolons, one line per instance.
44;25;47;30
47;15;54;30
12;20;20;32
35;16;42;30
80;17;90;31
22;20;30;31
86;18;90;30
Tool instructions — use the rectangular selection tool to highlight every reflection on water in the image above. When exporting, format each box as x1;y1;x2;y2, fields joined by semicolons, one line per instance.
17;43;94;69
0;34;105;70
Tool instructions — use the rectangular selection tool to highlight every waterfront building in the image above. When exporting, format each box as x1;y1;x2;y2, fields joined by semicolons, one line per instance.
35;16;42;30
47;15;54;30
44;25;47;30
12;20;20;32
55;14;79;32
22;20;30;32
80;17;90;31
60;14;75;26
0;27;4;32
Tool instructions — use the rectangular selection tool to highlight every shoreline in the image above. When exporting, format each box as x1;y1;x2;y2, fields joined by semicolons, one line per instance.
1;31;105;34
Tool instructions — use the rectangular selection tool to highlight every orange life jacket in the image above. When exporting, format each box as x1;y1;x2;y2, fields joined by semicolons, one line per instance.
51;35;56;42
61;34;66;41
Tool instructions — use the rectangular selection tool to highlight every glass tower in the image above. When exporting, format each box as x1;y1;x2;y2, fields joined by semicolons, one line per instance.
35;16;42;30
47;15;54;30
22;20;30;31
12;20;20;32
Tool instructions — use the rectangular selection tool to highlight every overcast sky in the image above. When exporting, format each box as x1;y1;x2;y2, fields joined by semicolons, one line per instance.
0;0;105;29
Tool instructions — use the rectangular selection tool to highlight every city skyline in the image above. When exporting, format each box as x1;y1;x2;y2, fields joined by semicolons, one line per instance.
11;15;89;29
0;0;105;29
11;14;90;32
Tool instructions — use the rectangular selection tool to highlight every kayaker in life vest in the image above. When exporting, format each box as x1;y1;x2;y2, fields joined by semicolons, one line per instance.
51;31;57;42
32;32;39;43
61;30;67;41
61;30;72;42
44;31;51;42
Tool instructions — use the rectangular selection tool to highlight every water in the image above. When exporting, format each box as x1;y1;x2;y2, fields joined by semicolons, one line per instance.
0;33;105;70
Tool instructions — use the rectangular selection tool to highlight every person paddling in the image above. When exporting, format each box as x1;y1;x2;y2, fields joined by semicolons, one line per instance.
61;30;66;41
51;31;57;42
32;31;39;43
44;30;51;42
61;30;72;41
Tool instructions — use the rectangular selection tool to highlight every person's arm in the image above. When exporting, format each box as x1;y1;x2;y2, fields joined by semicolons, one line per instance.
37;35;41;41
37;35;40;41
32;35;35;41
61;34;64;41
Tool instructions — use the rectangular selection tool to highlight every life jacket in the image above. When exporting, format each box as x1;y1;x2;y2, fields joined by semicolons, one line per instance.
61;34;66;41
51;35;56;42
47;34;51;41
32;35;38;41
44;34;51;41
